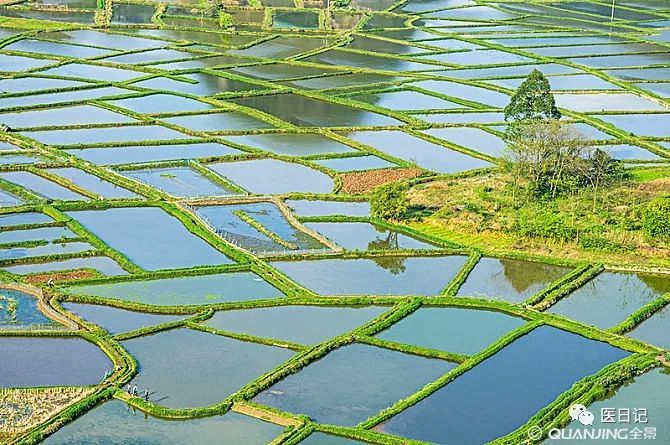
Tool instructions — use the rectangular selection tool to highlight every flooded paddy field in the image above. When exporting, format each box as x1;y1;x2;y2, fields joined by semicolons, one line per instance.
0;0;669;444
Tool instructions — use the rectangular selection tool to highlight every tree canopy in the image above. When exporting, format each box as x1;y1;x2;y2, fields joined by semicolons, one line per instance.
643;196;670;239
503;119;626;201
504;69;561;121
370;183;409;221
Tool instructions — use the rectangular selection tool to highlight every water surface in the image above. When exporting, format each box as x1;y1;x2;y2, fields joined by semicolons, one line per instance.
124;328;293;408
377;307;525;355
549;272;670;328
254;343;454;426
204;305;387;344
67;207;231;270
124;167;234;197
63;302;184;334
0;288;57;328
67;272;283;306
305;222;437;251
457;258;572;303
377;326;629;444
546;368;670;444
271;256;468;295
44;400;284;444
0;337;111;387
208;159;334;194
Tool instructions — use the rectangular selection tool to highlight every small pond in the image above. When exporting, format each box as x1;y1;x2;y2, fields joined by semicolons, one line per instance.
67;271;283;306
254;343;454;426
271;255;468;296
123;328;293;408
204;305;387;345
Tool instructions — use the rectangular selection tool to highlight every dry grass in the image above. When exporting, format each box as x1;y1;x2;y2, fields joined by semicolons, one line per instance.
0;387;93;434
407;171;670;267
636;178;670;192
25;270;99;285
341;167;423;194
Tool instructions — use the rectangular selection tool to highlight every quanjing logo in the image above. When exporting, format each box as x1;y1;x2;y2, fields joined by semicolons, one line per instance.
569;404;595;426
528;405;657;441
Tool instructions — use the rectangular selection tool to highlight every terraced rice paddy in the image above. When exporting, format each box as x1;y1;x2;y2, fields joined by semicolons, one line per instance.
0;0;669;444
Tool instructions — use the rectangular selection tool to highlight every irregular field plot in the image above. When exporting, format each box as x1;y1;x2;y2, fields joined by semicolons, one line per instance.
196;202;326;252
207;159;334;194
0;337;112;387
43;400;284;445
271;255;468;295
204;305;387;344
67;272;283;306
377;326;630;444
377;307;526;355
549;272;670;328
305;221;438;251
124;328;293;408
457;258;572;303
62;302;184;334
254;343;454;426
67;207;232;270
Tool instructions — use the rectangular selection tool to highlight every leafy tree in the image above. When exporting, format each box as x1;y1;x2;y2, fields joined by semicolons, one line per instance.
504;119;589;198
504;69;561;121
642;196;670;239
219;10;234;28
191;0;215;21
580;147;627;211
370;183;409;221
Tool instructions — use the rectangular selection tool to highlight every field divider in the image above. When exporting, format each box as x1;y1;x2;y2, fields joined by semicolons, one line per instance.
441;250;482;296
356;335;468;363
273;197;343;252
188;322;308;352
493;353;659;444
233;209;300;250
356;320;543;430
528;263;603;310
608;293;670;335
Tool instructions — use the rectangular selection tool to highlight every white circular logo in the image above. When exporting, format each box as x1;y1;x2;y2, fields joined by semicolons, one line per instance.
569;404;595;426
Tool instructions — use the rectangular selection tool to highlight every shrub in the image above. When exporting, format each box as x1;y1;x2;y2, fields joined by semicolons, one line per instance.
504;69;561;121
513;209;576;242
370;183;409;221
642;196;670;239
578;234;628;252
219;11;234;28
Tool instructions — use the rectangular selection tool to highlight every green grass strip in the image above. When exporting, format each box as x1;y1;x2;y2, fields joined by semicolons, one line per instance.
441;250;482;296
529;264;604;310
189;322;308;352
357;335;468;363
608;293;670;335
493;353;659;444
357;320;543;430
233;209;299;250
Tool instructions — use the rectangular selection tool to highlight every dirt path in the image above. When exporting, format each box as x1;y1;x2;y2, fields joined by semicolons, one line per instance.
232;401;302;427
0;283;78;330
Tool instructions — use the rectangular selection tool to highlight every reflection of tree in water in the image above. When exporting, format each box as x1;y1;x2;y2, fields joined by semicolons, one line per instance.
610;273;670;312
368;229;398;251
637;274;670;297
500;259;569;294
368;231;406;274
565;272;670;313
231;93;367;127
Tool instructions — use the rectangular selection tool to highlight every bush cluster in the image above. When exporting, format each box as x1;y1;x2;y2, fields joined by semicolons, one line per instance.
642;196;670;239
